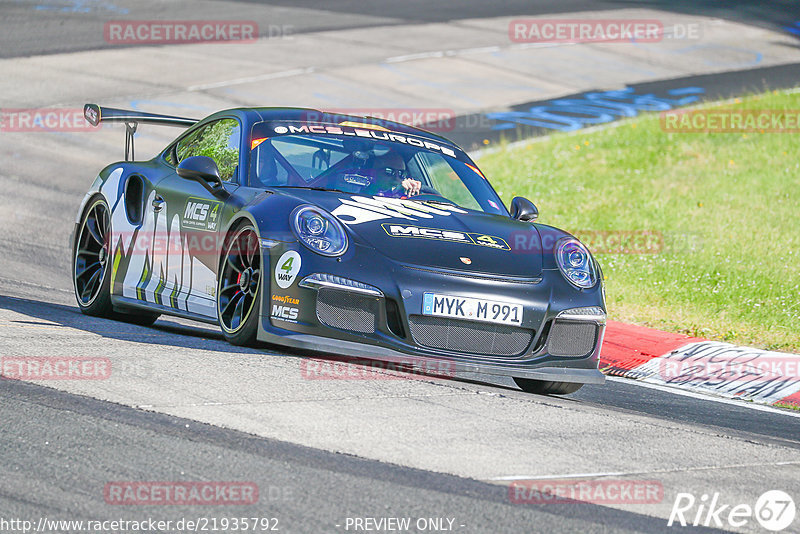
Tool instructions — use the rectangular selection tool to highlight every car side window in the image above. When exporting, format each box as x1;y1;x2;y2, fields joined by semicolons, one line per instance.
174;118;241;182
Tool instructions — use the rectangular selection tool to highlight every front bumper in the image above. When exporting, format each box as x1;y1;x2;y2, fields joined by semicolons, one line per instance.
257;243;606;384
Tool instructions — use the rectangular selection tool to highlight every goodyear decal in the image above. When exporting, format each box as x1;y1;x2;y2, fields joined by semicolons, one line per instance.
270;294;301;323
271;294;300;306
381;224;510;250
182;197;221;231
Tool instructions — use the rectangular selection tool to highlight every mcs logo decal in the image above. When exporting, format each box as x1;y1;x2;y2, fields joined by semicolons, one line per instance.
182;197;221;231
382;224;510;250
271;305;299;322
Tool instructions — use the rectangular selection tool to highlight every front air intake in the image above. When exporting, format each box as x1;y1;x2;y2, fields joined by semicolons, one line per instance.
408;315;533;357
547;321;598;357
316;288;378;334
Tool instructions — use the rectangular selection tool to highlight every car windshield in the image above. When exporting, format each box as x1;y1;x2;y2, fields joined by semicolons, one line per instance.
247;127;507;215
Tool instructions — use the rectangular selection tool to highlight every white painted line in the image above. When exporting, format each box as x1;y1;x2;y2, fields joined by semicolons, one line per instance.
187;67;316;92
453;45;502;56
488;460;800;482
384;42;569;64
384;51;445;63
605;376;800;418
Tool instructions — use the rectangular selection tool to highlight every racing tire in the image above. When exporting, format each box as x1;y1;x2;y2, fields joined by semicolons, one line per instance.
217;224;262;347
73;196;160;326
115;311;160;326
73;197;114;317
513;377;583;395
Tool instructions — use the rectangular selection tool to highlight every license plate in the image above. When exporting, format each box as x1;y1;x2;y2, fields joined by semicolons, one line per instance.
422;293;523;326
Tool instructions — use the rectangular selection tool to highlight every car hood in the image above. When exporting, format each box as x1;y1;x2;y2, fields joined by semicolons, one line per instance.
280;190;543;277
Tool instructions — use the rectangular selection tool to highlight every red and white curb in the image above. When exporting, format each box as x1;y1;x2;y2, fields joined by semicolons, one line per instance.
600;321;800;408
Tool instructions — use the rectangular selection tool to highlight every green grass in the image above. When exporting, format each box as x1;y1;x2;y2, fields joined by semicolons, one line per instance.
774;402;800;411
477;90;800;352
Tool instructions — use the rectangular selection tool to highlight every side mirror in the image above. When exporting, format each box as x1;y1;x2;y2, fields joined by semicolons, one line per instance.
177;156;229;198
510;196;538;222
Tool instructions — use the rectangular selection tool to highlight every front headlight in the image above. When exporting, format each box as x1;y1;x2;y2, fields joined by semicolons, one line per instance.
291;206;348;256
556;237;597;289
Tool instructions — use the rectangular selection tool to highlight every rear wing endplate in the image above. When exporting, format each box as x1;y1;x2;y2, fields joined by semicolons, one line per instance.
84;103;198;161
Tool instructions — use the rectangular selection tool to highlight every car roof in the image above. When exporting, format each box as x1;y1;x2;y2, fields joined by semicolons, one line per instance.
216;107;459;148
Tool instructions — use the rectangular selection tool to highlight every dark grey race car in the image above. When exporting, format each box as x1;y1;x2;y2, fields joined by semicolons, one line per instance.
72;104;606;394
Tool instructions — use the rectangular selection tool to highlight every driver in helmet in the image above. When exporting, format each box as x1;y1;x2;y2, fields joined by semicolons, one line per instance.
364;150;422;197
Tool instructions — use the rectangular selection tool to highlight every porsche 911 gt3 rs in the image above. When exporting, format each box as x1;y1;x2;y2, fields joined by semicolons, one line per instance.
72;103;606;394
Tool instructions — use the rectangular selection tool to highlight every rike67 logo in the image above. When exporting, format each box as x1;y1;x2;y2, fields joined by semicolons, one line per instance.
668;490;796;531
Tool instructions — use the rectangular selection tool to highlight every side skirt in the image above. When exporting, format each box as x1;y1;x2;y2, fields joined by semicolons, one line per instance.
111;295;219;325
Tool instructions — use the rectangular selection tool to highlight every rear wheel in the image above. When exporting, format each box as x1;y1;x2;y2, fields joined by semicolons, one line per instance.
217;224;262;346
513;377;583;395
73;196;159;326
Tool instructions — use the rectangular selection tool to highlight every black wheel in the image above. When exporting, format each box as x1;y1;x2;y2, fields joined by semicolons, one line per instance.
513;377;583;395
217;224;261;346
73;196;160;326
73;197;113;316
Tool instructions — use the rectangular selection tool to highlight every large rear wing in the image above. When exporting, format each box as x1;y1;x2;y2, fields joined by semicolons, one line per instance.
84;103;198;161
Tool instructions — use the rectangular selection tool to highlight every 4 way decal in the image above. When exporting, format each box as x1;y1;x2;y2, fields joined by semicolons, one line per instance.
182;197;221;231
274;250;301;289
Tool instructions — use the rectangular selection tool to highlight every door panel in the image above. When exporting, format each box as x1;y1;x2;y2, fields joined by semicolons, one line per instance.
124;118;242;319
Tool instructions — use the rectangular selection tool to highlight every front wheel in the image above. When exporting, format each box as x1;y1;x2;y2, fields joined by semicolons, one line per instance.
513;377;583;395
217;224;262;346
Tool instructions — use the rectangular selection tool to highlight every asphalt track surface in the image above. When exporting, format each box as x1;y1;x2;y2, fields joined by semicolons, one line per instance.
2;1;800;533
3;0;800;58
